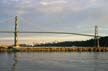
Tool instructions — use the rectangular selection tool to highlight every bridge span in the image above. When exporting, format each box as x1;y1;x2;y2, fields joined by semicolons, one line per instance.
0;16;102;48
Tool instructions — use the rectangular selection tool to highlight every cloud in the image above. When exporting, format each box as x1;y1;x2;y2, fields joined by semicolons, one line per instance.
14;0;33;16
90;0;97;3
37;0;99;14
37;0;67;14
0;0;108;38
0;0;101;15
40;0;67;6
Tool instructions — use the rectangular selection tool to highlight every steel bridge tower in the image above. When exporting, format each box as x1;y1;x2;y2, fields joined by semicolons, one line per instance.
14;16;19;47
95;25;100;48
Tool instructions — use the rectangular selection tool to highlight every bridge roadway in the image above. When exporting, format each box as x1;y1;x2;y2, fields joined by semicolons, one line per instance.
0;31;101;37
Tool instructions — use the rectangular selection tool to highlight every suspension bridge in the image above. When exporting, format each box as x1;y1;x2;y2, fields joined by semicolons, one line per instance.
0;16;105;48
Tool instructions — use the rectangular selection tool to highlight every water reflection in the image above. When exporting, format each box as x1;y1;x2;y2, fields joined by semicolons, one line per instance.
0;52;108;71
11;52;18;71
93;52;98;71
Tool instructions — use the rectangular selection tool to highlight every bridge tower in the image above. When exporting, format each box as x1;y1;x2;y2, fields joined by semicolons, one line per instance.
95;25;100;48
14;16;19;47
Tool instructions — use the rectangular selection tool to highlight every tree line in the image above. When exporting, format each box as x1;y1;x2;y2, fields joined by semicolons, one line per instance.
35;36;108;47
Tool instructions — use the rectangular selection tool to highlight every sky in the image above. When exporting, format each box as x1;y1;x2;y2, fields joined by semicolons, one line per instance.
0;0;108;43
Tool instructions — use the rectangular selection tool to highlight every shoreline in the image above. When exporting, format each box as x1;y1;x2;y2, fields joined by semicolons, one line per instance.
0;47;108;52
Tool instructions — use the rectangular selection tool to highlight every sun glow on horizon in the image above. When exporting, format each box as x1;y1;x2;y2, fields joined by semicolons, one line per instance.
0;36;92;45
0;36;92;41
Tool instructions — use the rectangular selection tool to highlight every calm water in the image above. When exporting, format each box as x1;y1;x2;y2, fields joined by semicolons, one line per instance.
0;52;108;71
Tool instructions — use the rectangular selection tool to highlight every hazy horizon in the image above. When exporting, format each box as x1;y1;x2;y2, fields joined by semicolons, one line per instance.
0;36;92;45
